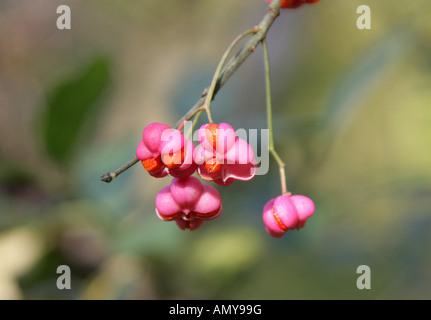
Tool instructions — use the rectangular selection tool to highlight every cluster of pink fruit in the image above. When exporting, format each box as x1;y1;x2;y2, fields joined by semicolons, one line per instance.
136;122;315;237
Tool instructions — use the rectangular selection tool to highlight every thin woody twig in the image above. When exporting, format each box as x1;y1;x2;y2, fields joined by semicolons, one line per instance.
100;157;139;183
201;27;260;124
100;0;282;183
175;1;280;129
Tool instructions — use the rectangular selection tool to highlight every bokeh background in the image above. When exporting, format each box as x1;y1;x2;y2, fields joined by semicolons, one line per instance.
1;0;430;299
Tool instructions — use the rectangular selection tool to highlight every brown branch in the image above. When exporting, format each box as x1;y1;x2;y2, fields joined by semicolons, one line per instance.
100;0;281;183
100;157;139;183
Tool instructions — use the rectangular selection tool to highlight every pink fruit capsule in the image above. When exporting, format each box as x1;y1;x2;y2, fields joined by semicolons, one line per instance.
195;122;257;186
136;122;196;178
290;195;315;229
155;176;222;231
262;196;299;238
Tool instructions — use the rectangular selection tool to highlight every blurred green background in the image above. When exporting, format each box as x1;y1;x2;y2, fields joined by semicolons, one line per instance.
1;0;430;300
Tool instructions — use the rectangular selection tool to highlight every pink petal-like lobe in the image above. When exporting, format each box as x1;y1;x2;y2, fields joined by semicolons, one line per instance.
192;184;222;220
143;123;170;154
170;177;203;210
291;195;315;228
155;186;183;220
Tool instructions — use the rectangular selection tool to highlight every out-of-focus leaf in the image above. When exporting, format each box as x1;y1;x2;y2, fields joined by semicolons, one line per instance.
41;57;111;164
322;28;413;130
188;228;263;278
0;227;44;299
0;162;34;189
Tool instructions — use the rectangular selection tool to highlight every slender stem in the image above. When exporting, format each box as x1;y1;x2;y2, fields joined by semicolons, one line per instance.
177;106;205;131
204;106;214;124
100;0;282;183
263;39;274;152
262;38;289;196
100;157;140;183
174;0;281;129
185;109;203;141
203;27;260;123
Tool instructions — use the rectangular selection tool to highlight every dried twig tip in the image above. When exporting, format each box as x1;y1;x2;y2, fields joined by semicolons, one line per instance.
100;172;116;183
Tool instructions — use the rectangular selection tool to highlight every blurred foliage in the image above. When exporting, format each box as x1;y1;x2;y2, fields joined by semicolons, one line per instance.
0;0;431;300
40;57;111;164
